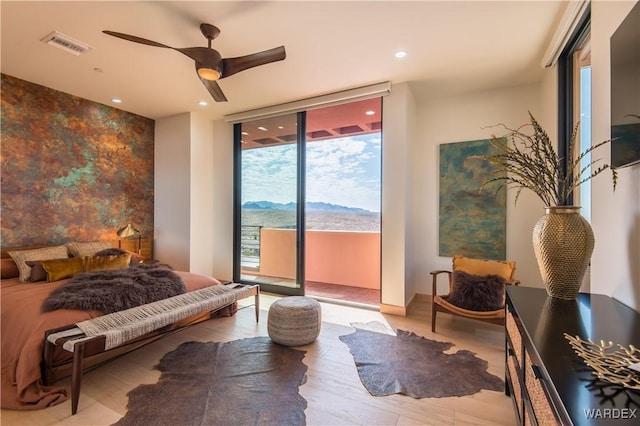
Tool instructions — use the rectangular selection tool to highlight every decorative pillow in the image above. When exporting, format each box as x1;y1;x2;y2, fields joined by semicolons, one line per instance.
40;257;85;282
84;253;132;272
1;257;20;279
445;270;506;312
25;260;51;282
94;248;145;265
8;245;69;282
452;255;516;281
66;241;113;258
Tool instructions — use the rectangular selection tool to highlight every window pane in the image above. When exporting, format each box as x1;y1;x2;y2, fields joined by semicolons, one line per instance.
239;113;300;290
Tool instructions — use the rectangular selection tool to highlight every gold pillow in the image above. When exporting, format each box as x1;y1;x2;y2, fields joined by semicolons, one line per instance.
8;245;69;282
66;241;113;258
452;255;516;281
84;254;131;272
41;257;85;282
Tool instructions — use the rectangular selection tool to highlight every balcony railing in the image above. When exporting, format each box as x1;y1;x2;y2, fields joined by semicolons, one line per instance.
240;226;380;290
240;225;262;270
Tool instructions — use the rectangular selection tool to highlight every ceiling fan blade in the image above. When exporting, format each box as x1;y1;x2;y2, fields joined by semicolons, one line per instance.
102;31;172;49
221;46;286;79
176;47;221;65
198;75;228;102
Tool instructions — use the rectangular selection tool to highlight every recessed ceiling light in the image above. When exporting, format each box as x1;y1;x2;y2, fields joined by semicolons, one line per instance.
258;126;268;131
198;100;208;106
278;126;284;129
112;98;122;104
365;110;375;116
394;50;407;58
242;131;249;135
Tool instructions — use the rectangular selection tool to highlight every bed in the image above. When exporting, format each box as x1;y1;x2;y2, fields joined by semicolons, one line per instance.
1;242;240;411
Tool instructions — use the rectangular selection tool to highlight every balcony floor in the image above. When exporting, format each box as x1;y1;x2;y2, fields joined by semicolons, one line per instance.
240;270;380;307
305;281;380;306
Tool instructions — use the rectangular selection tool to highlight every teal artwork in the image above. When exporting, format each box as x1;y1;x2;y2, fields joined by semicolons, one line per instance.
439;139;506;260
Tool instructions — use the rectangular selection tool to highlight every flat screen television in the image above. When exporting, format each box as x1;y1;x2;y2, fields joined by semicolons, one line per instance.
610;1;640;169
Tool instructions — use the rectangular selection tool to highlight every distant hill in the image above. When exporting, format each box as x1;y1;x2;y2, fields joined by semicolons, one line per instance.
243;201;296;210
243;200;371;213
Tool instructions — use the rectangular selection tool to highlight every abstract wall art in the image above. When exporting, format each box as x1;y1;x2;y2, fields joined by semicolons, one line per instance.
438;138;507;260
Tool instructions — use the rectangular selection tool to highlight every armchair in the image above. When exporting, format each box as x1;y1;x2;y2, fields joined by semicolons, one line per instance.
430;255;519;333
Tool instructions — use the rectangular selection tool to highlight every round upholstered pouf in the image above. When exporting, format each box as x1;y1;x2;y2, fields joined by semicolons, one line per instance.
268;296;322;346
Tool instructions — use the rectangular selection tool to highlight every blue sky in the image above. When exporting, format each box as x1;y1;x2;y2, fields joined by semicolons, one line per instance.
242;133;381;212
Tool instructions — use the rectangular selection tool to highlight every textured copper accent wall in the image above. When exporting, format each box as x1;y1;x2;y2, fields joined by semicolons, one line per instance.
0;74;154;248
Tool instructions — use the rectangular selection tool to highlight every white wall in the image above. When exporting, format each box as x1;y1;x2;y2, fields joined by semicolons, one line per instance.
189;113;215;276
155;112;219;276
381;82;415;308
590;0;640;309
409;83;546;295
211;119;234;281
154;113;191;271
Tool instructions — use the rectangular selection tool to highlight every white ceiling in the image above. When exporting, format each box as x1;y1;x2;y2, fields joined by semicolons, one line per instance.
1;1;567;121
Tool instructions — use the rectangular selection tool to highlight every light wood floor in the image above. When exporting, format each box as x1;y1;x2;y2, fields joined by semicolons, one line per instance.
1;294;516;426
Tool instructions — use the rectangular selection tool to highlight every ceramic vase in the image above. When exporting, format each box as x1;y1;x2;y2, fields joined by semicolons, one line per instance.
532;206;594;300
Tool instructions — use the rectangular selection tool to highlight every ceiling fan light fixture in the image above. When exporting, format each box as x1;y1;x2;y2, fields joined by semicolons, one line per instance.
197;64;221;81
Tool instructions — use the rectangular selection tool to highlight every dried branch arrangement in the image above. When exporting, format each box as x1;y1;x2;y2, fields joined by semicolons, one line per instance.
564;333;640;390
476;112;617;206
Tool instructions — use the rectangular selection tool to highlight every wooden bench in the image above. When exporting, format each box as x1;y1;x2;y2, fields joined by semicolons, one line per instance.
45;283;259;415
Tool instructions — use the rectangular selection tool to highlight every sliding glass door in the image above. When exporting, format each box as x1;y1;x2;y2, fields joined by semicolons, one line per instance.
234;97;382;301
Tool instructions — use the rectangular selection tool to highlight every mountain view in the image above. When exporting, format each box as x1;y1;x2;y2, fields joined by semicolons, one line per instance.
242;201;380;232
243;200;372;213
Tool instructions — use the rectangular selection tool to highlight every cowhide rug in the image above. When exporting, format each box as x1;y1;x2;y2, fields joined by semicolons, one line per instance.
114;337;308;426
339;323;504;398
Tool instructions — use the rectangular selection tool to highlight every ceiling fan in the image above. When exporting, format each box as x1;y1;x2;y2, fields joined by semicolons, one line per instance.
103;23;286;102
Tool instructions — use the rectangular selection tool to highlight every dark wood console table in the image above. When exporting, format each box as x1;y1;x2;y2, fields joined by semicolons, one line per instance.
505;286;640;425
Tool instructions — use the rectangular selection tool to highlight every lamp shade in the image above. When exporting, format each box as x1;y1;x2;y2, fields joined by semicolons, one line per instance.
117;223;139;238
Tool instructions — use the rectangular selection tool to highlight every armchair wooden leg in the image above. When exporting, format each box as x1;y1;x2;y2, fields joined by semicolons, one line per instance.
431;302;437;333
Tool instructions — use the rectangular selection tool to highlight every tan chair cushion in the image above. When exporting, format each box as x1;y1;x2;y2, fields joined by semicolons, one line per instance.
452;255;516;281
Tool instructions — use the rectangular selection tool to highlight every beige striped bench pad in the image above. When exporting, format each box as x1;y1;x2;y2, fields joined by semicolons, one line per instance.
47;283;257;352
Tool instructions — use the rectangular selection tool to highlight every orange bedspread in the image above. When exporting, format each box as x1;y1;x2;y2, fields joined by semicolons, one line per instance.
1;271;222;410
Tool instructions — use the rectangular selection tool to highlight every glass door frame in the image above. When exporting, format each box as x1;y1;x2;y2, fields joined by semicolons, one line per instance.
232;112;306;296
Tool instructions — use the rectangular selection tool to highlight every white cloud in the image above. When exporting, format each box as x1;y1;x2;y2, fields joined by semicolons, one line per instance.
241;134;381;211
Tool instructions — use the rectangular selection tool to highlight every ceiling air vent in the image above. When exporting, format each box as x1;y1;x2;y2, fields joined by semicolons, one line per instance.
41;31;92;56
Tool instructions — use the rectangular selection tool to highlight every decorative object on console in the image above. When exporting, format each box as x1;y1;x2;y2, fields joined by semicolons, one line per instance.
533;206;595;299
117;223;142;254
475;112;618;299
564;334;640;390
